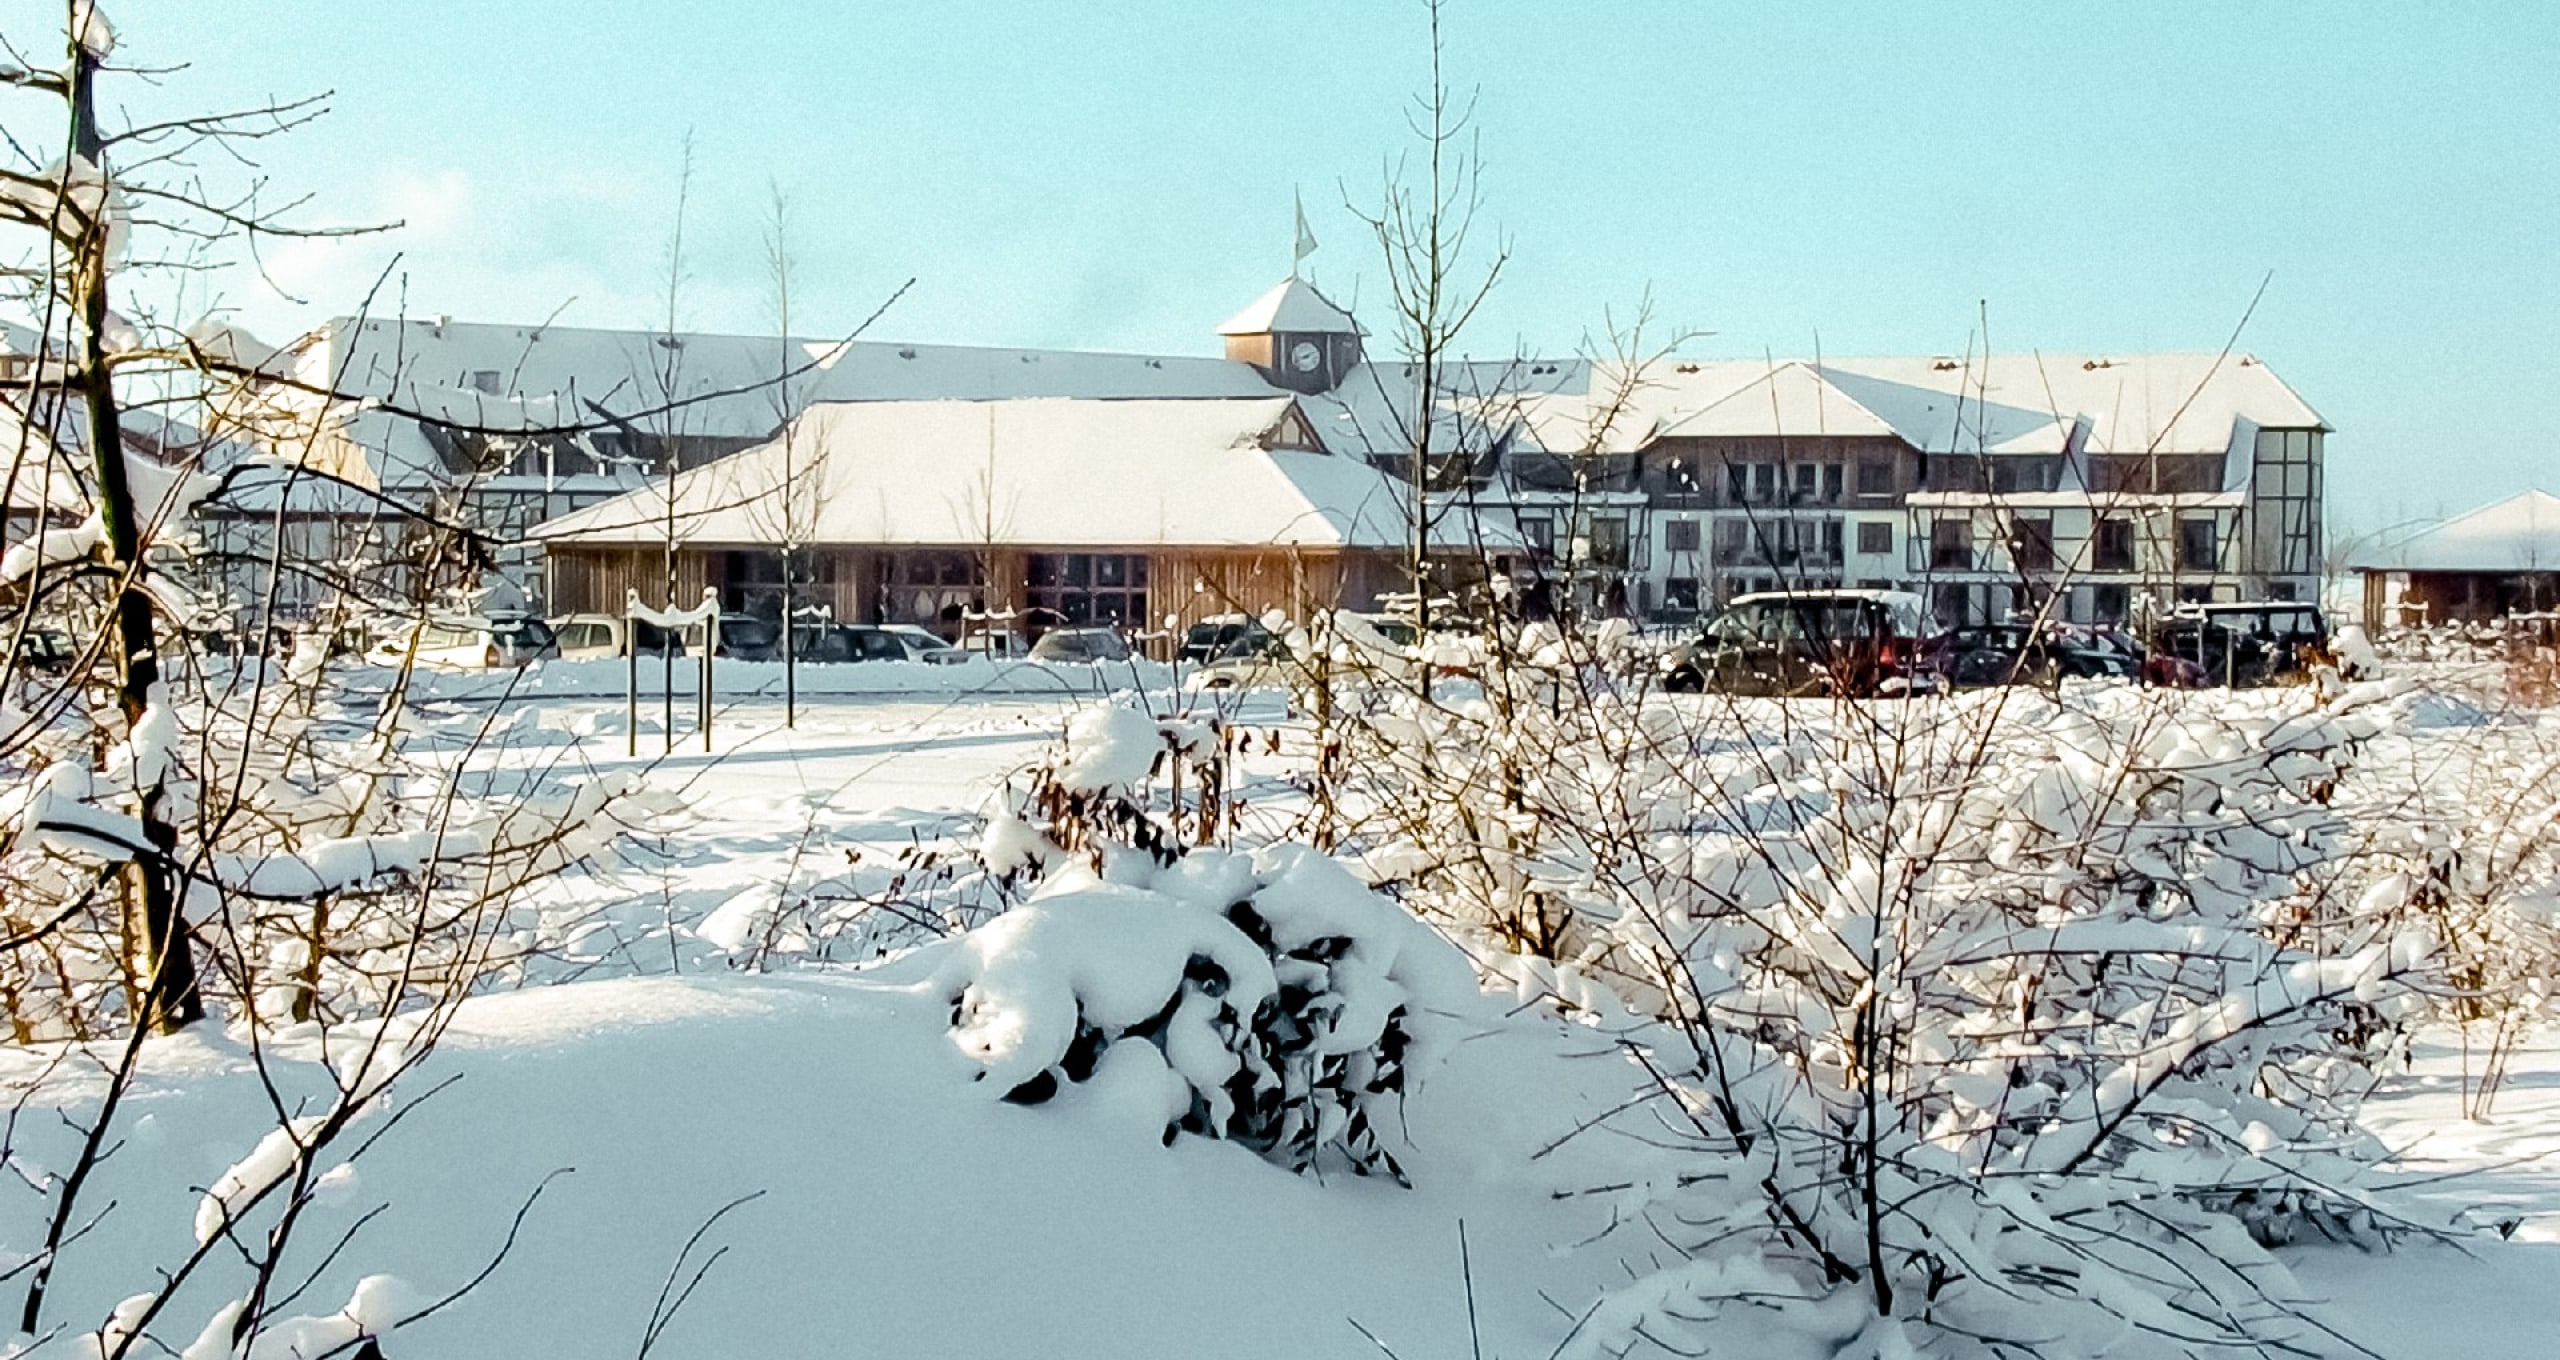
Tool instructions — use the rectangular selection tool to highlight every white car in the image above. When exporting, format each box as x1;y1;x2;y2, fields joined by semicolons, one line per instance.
549;614;687;661
365;615;559;670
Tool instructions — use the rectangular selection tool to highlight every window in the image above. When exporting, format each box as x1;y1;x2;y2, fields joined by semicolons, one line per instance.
2176;517;2219;573
1662;577;1701;614
1588;516;1630;569
1712;517;1749;565
1751;463;1776;502
1025;553;1148;625
1990;457;2060;495
1823;463;1845;503
1663;518;1700;554
1793;464;1818;500
1930;519;1973;570
1856;459;1893;496
1725;463;1749;503
2093;584;2130;625
1820;519;1844;560
469;369;502;394
2011;516;2054;572
2093;518;2135;572
1857;521;1893;555
1517;515;1554;561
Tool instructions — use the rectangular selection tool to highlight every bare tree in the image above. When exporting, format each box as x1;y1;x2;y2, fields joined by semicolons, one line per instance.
1350;0;1508;653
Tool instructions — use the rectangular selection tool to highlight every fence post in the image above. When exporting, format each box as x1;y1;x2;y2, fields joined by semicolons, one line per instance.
700;586;718;752
625;588;641;759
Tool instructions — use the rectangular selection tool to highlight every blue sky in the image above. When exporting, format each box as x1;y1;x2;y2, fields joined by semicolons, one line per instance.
46;2;2560;529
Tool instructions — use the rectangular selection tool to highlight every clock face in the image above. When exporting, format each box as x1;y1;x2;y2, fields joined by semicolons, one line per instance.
1290;340;1323;373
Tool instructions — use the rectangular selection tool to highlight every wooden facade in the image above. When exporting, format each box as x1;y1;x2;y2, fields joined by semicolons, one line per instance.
545;541;1405;639
2367;569;2560;630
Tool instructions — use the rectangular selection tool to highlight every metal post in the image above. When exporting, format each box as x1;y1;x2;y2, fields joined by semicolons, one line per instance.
700;586;717;752
625;589;641;759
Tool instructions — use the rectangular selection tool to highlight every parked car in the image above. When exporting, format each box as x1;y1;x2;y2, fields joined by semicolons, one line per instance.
793;623;970;665
14;626;75;675
1659;589;1936;697
1029;627;1134;664
365;614;559;670
550;613;686;661
1189;628;1301;690
1178;614;1270;664
2152;603;2331;688
2086;627;2207;689
1926;623;2138;689
703;613;780;661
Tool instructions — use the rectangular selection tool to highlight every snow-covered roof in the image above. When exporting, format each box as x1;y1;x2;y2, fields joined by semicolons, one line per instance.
1216;279;1364;337
1814;353;2325;456
2356;490;2560;573
292;318;1291;491
801;341;1279;403
534;397;1487;553
1656;362;1905;443
1530;353;2321;457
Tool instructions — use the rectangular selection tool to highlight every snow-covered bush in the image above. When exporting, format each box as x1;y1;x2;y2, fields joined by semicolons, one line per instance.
0;639;686;1035
1290;650;2520;1357
951;702;1475;1176
929;845;1476;1177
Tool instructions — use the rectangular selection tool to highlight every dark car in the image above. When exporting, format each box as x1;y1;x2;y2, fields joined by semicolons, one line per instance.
14;626;75;675
2152;603;2331;688
1928;623;2138;689
791;623;968;665
1179;615;1270;664
2085;627;2207;689
1659;589;1936;697
710;613;781;661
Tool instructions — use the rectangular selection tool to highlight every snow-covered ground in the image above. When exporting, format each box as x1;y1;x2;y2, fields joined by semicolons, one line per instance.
6;678;2559;1358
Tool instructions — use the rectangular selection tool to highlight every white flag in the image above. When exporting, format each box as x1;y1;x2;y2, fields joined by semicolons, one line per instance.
1293;191;1318;264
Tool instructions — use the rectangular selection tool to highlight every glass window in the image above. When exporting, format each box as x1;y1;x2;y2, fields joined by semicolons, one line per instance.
1589;517;1630;568
1663;519;1700;553
1712;517;1748;564
1857;459;1892;495
1823;463;1845;502
1857;521;1893;554
1930;519;1973;569
2011;516;2054;571
2177;518;2219;572
1518;515;1554;559
2094;518;2135;572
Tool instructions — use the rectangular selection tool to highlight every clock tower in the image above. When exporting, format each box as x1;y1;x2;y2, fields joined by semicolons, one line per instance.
1217;277;1364;395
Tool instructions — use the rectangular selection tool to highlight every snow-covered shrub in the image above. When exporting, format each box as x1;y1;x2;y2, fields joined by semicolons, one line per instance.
1293;653;2506;1357
980;702;1236;883
928;845;1476;1177
952;701;1474;1176
696;839;1003;969
0;653;685;1034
